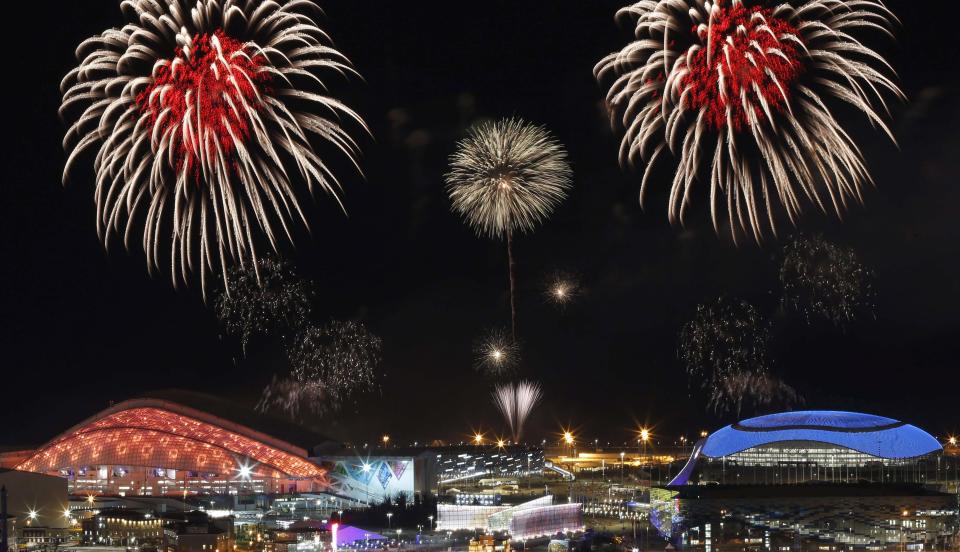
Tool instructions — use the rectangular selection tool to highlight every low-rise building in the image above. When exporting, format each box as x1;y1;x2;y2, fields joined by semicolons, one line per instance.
0;469;70;550
81;508;164;546
161;511;234;552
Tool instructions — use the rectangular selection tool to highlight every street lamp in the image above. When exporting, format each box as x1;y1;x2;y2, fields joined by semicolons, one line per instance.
620;451;626;485
427;515;434;531
382;435;390;447
386;512;393;530
640;429;650;482
474;433;484;446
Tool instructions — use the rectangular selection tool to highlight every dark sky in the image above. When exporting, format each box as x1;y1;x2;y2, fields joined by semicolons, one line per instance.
2;1;959;448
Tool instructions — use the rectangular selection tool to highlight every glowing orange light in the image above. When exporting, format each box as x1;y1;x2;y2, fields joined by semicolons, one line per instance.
16;407;324;479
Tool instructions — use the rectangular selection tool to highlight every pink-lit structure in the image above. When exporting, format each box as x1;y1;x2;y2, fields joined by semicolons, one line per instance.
16;399;326;495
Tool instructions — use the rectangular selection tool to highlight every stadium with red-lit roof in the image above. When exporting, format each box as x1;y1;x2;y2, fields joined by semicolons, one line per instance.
10;391;332;495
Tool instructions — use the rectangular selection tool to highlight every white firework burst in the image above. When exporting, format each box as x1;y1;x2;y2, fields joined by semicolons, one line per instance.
595;0;903;241
446;118;573;240
61;0;368;293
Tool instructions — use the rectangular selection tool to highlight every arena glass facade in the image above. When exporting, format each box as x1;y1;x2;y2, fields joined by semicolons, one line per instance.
437;495;583;539
16;399;327;495
671;411;947;486
435;446;544;484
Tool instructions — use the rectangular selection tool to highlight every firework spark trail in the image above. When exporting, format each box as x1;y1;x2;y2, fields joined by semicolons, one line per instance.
492;381;543;443
474;328;521;379
678;297;800;414
493;384;518;441
61;0;368;294
780;235;876;327
513;381;544;442
446;118;572;339
596;0;903;240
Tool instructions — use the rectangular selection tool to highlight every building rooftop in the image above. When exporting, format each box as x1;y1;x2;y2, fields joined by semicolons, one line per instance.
701;410;943;459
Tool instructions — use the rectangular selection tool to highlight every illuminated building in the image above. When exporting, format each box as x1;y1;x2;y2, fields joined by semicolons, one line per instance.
435;446;544;484
81;509;163;546
15;396;327;495
311;445;543;504
0;469;70;547
312;453;424;505
437;495;583;539
468;535;512;552
671;411;949;486
161;511;235;552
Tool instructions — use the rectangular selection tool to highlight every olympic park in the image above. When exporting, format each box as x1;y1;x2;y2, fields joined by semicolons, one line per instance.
2;391;958;551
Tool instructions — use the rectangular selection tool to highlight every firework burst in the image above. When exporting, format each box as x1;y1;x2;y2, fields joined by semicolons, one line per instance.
446;118;572;338
781;235;876;327
258;319;381;419
61;0;368;293
215;256;311;353
713;370;802;415
596;0;903;240
446;119;573;240
492;381;544;443
678;297;800;414
256;374;327;421
288;320;382;409
545;270;580;309
474;328;520;380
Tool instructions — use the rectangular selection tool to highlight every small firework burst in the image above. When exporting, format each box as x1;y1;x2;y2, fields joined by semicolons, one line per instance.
474;328;520;379
596;0;903;240
780;235;876;327
545;271;580;308
214;257;311;353
492;381;544;443
256;375;327;421
712;371;802;415
288;320;382;411
257;320;381;420
679;297;772;381
678;297;800;414
61;0;368;293
446;118;573;240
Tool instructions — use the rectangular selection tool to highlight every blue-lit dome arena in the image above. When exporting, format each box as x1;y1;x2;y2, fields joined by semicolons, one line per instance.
670;411;944;487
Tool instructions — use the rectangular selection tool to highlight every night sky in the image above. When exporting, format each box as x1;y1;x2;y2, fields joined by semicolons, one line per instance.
2;1;959;448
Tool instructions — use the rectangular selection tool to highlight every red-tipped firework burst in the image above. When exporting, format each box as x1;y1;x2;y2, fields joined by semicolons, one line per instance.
596;0;903;241
61;1;367;293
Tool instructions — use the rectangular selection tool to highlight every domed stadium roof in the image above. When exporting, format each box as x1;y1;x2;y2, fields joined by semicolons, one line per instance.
16;396;327;479
702;410;942;459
